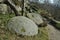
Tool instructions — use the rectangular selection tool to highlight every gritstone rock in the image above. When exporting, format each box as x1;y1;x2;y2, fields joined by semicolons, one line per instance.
27;13;44;25
7;16;38;36
0;4;7;14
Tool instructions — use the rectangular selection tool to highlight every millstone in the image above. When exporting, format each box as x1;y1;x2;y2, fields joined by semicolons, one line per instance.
7;16;38;36
27;13;44;25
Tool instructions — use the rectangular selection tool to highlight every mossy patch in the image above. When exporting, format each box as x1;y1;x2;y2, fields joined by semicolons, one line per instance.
21;27;26;32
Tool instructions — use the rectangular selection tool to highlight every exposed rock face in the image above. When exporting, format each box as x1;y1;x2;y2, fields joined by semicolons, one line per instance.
27;13;44;25
7;16;38;36
0;4;7;14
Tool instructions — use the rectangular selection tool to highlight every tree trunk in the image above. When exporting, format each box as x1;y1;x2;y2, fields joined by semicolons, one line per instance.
21;0;24;16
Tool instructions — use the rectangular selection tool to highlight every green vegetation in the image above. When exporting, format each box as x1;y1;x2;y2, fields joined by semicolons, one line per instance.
56;23;60;29
21;27;26;32
0;13;48;40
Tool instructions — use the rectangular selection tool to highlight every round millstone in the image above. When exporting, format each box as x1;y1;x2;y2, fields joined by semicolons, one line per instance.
27;13;44;25
7;16;38;36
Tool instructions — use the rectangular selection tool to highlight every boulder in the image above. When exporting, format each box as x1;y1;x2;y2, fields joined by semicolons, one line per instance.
7;16;38;36
27;13;44;25
0;4;7;14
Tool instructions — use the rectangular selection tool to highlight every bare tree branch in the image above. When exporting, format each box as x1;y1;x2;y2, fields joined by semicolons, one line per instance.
4;0;20;16
21;0;24;16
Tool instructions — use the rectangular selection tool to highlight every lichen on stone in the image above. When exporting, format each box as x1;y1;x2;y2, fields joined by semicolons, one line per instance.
7;16;38;36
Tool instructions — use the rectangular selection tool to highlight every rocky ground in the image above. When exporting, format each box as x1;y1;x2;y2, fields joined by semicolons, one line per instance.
47;24;60;40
